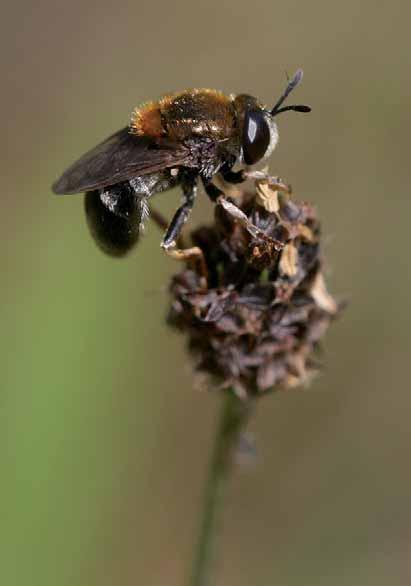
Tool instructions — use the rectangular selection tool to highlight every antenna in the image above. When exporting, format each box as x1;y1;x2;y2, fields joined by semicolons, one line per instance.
274;104;311;115
271;69;311;116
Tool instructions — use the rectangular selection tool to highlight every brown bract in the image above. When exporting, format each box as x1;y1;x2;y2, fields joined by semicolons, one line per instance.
167;180;340;398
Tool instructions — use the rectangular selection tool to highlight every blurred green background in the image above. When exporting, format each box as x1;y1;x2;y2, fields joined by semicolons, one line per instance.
2;0;411;584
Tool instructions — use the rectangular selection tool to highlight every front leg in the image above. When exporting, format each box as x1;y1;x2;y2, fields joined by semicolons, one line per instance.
202;176;284;252
202;175;251;222
201;176;224;202
220;165;246;184
242;169;292;194
220;162;291;194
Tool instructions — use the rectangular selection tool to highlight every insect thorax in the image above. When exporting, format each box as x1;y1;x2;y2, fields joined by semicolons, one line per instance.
131;89;236;143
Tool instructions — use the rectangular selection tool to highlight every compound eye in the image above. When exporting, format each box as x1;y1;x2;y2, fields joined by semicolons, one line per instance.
242;110;271;165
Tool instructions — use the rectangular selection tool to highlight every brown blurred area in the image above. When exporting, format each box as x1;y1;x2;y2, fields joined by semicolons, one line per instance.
2;1;411;585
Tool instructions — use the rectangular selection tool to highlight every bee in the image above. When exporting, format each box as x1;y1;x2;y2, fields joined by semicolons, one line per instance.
52;69;310;257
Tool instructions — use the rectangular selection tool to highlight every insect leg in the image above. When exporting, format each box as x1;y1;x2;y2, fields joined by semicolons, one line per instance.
149;206;168;231
201;177;224;202
201;177;284;252
161;173;197;249
242;170;292;194
220;165;246;184
202;176;255;228
150;206;187;250
161;174;208;284
220;163;291;193
165;246;208;285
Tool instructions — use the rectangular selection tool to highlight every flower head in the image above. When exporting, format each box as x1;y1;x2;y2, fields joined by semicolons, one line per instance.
168;178;339;398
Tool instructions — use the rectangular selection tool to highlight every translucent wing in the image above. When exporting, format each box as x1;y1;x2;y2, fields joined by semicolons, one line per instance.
52;127;191;194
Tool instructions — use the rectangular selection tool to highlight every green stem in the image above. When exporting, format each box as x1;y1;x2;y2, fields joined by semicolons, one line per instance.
189;392;252;586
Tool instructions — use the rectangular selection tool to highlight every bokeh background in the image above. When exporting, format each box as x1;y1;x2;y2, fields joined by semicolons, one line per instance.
2;1;411;584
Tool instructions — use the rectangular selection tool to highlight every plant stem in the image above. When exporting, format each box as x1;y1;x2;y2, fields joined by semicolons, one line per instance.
189;392;252;586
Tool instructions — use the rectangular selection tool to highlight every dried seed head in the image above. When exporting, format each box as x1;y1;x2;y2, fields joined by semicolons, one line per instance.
167;179;340;398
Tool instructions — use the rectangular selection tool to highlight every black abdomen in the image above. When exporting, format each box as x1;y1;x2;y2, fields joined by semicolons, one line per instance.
84;184;141;257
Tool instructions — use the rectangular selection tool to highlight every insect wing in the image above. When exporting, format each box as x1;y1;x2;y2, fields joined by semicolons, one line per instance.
52;127;190;194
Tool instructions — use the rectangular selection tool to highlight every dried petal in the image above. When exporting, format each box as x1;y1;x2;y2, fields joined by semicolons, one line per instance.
279;243;299;277
310;272;338;314
256;181;280;213
298;224;315;242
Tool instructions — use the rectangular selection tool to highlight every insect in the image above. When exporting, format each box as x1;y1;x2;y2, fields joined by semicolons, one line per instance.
52;69;310;257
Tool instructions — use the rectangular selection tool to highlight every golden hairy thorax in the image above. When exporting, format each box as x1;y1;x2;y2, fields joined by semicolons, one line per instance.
130;89;236;142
